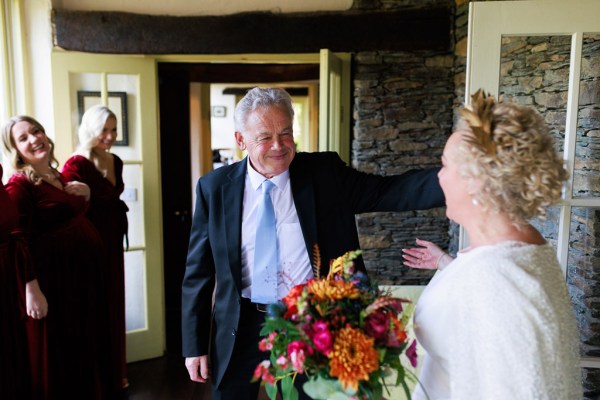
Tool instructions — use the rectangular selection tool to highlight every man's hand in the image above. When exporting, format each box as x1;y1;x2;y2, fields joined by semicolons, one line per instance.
185;355;210;383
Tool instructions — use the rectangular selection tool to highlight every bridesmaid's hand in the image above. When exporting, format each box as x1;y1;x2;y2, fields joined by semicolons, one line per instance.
65;181;91;201
402;238;453;270
26;279;48;319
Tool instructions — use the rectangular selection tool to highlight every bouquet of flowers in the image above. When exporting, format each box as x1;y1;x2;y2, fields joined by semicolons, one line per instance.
253;249;419;400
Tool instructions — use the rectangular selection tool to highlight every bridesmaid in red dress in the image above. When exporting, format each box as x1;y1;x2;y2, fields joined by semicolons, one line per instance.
0;162;47;400
62;105;129;393
1;115;111;400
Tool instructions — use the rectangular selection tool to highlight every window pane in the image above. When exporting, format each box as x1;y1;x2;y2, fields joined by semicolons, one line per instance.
107;73;140;160
574;33;600;198
125;249;146;331
530;206;560;251
498;35;571;160
566;207;600;356
120;163;144;248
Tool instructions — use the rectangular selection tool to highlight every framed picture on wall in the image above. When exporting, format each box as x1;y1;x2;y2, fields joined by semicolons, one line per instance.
77;91;129;146
211;105;226;118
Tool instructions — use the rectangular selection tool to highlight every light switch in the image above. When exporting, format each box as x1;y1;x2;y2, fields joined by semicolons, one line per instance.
121;187;137;202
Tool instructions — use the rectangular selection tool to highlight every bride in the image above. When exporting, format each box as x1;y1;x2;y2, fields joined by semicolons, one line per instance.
403;90;582;399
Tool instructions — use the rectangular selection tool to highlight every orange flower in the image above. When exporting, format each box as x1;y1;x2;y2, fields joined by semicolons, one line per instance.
307;279;360;302
388;317;408;347
328;326;379;391
282;283;306;309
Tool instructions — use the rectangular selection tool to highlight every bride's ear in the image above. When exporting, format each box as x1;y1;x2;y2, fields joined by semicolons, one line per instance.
466;177;482;203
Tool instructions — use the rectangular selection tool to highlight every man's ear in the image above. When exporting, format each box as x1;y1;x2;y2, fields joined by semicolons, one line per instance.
234;131;245;150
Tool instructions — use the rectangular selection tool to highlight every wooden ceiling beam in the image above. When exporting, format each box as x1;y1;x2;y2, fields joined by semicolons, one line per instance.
159;63;320;83
53;8;452;54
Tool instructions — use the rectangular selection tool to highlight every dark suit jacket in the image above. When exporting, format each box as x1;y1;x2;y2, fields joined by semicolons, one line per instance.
181;151;444;387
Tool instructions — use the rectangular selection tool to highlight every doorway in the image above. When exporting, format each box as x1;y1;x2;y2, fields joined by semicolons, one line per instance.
158;62;320;354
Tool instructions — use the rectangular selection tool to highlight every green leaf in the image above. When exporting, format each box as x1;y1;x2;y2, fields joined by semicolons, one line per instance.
265;383;279;400
281;376;299;400
329;393;354;400
371;383;383;400
303;376;343;399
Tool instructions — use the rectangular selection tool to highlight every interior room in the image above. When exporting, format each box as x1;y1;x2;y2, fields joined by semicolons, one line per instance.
1;0;598;399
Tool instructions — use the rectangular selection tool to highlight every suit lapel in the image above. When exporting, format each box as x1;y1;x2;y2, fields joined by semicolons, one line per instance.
222;159;247;293
289;155;318;266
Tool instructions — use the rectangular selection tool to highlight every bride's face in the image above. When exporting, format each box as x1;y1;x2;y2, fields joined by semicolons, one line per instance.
438;131;473;224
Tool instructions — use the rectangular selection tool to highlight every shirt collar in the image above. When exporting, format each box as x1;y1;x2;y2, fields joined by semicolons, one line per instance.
246;157;289;191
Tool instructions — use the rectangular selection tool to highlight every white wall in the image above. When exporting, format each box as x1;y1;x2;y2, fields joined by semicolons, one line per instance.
209;85;238;151
22;0;54;138
51;0;352;16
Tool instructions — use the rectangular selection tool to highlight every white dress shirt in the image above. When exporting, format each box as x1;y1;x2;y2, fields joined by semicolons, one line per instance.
240;160;313;300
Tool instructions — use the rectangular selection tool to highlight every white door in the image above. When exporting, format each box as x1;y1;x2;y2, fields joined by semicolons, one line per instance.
51;52;165;362
466;0;600;369
319;49;351;163
158;51;350;162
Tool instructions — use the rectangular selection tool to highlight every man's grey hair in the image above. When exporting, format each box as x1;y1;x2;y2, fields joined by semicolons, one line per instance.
233;87;295;133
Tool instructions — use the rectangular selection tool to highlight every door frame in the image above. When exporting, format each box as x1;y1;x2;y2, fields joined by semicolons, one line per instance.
51;51;164;362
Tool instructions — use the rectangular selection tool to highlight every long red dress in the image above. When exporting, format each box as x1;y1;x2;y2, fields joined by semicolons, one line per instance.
62;154;129;392
0;165;32;400
6;172;111;400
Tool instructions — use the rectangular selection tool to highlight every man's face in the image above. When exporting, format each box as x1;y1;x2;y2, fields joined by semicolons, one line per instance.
235;105;296;178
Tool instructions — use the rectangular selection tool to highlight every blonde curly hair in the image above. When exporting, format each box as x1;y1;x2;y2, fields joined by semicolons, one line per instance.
456;90;568;228
1;115;60;184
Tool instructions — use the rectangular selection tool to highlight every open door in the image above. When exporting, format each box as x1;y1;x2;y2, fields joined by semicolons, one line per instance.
466;0;600;369
51;51;165;362
319;49;351;163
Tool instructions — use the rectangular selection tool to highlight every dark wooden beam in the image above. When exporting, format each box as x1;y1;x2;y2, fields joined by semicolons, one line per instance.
53;8;451;54
222;87;309;97
159;63;320;83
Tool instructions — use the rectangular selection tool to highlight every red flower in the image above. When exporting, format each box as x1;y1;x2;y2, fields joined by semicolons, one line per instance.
283;304;298;320
364;311;390;342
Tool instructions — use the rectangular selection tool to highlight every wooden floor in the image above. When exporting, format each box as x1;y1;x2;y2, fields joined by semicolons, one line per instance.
125;352;211;400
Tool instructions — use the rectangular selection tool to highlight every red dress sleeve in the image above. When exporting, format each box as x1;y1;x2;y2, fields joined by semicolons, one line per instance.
6;174;38;282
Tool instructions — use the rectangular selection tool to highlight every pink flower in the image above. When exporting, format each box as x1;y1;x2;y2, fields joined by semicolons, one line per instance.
253;360;276;385
406;339;418;368
258;331;277;351
276;355;289;370
307;320;333;355
258;339;269;352
364;311;390;342
287;340;314;373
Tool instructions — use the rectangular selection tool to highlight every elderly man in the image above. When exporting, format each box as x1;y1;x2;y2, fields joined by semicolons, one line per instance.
182;87;444;399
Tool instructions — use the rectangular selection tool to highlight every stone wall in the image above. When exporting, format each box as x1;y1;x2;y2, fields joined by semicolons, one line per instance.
350;1;455;285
